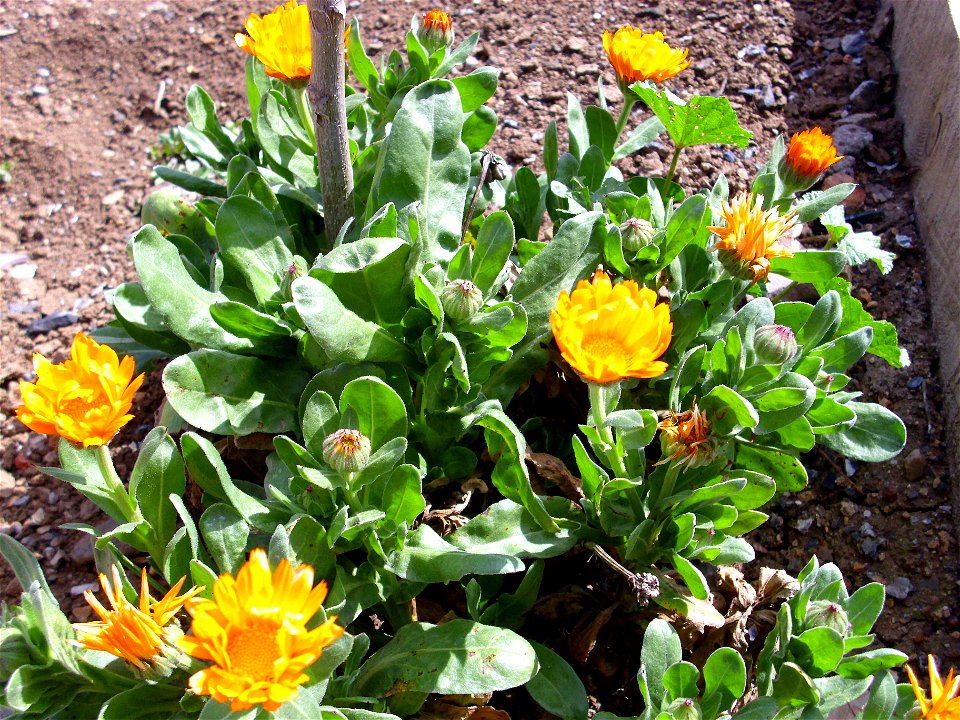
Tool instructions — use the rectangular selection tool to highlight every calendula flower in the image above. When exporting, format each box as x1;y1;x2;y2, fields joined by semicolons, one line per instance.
602;26;690;85
15;332;144;448
550;270;673;385
235;0;311;83
73;566;202;674
907;655;960;719
419;9;455;53
322;428;372;474
709;192;798;284
658;402;714;469
782;127;843;187
180;549;344;713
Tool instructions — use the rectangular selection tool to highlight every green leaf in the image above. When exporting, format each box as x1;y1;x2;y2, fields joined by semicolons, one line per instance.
817;401;906;462
130;427;186;549
612;115;665;160
671;554;709;600
702;647;746;717
835;649;907;680
162;350;309;435
200;504;249;575
860;670;897;720
701;385;759;434
0;535;56;600
734;442;807;493
795;291;842;348
526;641;589;720
585;105;618;162
751;372;817;434
816;278;906;367
836;230;895;275
371;464;425;528
462;105;497;152
844;583;885;635
812;676;873;714
633;86;752;148
768;251;846;283
472;211;515;297
451;66;499;112
566;92;589;158
772;662;819;707
434;31;480;77
663;661;701;703
154;165;227;197
311;238;411;326
353;619;538;696
370;80;471;262
446;499;577;559
210;301;295;342
339;376;409;450
795;184;855;224
132;225;253;352
293;276;414;364
383;524;524;582
656;194;709;271
811;327;873;373
790;627;846;676
638;618;682;712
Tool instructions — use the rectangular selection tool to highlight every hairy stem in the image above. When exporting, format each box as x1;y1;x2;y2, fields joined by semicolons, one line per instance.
663;145;683;191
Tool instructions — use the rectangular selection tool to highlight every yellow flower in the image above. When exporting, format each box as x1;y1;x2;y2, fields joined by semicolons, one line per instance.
602;26;690;85
783;127;843;185
15;332;144;448
907;655;960;719
709;192;798;284
180;549;345;713
73;566;202;673
550;270;673;385
657;402;714;469
235;0;311;83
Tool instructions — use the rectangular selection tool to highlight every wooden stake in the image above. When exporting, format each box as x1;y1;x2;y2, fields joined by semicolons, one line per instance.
307;0;354;245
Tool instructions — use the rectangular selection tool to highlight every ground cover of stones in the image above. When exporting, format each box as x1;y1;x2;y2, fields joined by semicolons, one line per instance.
0;0;956;706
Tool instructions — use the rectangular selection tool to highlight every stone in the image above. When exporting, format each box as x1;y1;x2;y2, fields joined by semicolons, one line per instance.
26;311;79;335
886;576;914;600
903;448;928;482
0;469;15;499
831;124;874;155
841;31;867;55
564;37;588;54
849;80;881;111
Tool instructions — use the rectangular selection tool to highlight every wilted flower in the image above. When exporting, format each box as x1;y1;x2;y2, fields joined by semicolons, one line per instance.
550;270;673;385
620;217;657;253
322;428;372;475
16;332;144;448
441;279;484;321
906;655;960;719
754;324;799;364
419;9;455;53
180;549;344;713
235;0;311;84
709;192;797;284
73;566;202;674
602;26;690;86
657;402;714;469
782;127;843;188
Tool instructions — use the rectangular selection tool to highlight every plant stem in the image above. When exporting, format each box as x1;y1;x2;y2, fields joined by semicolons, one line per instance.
587;543;660;604
588;382;628;478
307;0;354;247
663;145;683;191
614;96;636;141
96;445;135;516
294;85;317;147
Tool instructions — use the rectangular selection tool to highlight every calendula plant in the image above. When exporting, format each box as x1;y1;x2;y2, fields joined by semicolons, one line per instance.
3;3;952;720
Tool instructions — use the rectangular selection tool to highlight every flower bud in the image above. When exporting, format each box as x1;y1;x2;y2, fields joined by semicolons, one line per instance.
664;698;702;720
804;600;851;637
322;429;371;475
441;279;483;321
620;217;656;253
280;256;309;301
754;324;798;364
418;9;454;54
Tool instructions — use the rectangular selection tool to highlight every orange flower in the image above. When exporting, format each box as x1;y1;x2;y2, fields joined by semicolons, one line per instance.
180;549;344;713
419;9;455;52
709;192;797;284
16;332;144;448
907;655;960;720
550;270;673;385
73;566;202;673
783;127;843;186
602;26;690;85
235;0;311;83
657;402;714;469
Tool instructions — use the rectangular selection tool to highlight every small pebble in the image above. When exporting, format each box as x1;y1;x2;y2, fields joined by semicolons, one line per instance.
886;576;914;600
907;376;924;389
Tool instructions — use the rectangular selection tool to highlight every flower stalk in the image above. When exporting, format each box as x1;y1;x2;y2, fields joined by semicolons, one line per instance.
588;382;628;478
307;0;354;246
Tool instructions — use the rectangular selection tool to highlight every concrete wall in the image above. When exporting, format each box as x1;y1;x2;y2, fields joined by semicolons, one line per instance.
888;0;960;536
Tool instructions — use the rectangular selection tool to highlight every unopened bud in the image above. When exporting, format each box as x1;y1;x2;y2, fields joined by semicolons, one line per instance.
280;256;309;301
418;9;454;54
804;600;851;637
664;698;702;720
441;279;483;321
322;429;371;475
754;324;798;364
620;217;656;253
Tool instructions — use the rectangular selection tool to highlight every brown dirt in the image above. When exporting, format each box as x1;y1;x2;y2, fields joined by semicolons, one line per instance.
0;0;956;700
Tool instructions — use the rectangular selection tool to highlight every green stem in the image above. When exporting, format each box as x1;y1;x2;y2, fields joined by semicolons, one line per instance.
614;96;636;141
649;463;680;512
588;382;628;478
294;85;317;147
663;145;683;191
96;445;136;517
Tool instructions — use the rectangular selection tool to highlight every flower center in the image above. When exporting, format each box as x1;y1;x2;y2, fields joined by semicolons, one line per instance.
581;333;627;367
227;619;281;682
60;392;107;422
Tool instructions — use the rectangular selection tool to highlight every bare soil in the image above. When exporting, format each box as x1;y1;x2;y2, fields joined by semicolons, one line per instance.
0;0;956;704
